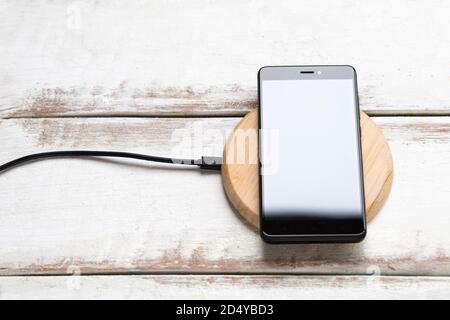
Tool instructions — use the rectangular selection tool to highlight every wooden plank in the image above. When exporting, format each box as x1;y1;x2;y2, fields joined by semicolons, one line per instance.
0;275;449;299
1;0;449;118
0;116;449;276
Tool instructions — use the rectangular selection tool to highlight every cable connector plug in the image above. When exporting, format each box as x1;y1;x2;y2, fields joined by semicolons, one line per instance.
198;156;222;171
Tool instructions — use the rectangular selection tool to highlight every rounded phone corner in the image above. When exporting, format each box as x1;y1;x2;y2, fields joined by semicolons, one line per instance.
343;64;357;77
350;227;367;243
260;229;277;244
258;66;270;78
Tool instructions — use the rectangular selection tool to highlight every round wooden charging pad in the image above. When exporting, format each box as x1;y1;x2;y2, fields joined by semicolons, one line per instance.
222;110;393;229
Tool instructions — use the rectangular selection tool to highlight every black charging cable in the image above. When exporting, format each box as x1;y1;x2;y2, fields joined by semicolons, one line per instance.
0;150;222;173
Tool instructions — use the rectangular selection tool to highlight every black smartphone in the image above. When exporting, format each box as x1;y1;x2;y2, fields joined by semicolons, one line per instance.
258;65;366;243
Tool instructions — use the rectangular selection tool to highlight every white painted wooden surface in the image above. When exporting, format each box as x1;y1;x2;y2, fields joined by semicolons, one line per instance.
0;116;449;278
1;275;449;300
1;0;449;117
0;0;449;299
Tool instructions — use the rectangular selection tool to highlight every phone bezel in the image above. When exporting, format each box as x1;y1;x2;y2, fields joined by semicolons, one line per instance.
257;65;367;243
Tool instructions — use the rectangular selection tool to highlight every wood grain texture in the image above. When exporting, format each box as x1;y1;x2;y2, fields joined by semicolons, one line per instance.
222;110;393;229
1;0;448;299
0;116;448;276
1;0;449;118
0;275;449;300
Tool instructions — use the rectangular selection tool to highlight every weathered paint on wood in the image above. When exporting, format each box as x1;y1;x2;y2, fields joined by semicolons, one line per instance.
0;116;448;276
1;0;449;299
1;0;449;118
0;275;449;300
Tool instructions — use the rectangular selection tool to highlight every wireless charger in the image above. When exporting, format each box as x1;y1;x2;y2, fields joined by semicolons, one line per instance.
222;110;393;229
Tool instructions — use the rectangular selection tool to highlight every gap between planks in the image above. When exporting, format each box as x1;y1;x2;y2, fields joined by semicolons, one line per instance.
3;110;450;120
2;270;450;278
